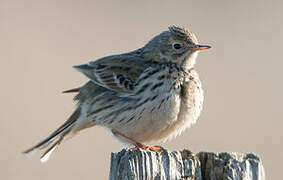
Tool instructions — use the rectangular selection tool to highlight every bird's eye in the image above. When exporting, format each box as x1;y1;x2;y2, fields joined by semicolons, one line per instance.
173;43;182;50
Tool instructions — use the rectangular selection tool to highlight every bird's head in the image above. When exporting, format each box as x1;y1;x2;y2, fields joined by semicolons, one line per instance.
144;26;211;70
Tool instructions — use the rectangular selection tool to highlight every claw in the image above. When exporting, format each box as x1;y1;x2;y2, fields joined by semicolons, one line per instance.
147;145;164;152
130;144;164;152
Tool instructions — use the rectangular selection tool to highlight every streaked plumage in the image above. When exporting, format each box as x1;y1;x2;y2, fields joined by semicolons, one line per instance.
23;26;211;162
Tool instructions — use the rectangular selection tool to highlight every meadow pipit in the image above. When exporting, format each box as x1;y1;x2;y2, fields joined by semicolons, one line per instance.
23;26;211;162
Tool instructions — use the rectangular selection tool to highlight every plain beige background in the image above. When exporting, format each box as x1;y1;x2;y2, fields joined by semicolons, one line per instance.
1;0;282;179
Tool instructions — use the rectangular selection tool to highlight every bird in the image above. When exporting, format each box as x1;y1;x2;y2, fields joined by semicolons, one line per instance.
23;26;211;162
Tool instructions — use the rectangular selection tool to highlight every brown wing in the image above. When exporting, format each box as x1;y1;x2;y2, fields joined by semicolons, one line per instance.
73;52;150;94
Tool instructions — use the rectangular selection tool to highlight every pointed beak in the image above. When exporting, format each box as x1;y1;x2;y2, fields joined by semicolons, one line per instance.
193;44;211;51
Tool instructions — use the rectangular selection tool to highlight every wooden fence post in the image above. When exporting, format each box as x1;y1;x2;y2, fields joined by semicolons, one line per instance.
109;149;265;180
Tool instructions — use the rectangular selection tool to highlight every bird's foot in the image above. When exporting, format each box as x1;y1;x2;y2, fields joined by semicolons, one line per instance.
146;145;164;152
130;143;164;152
112;130;164;152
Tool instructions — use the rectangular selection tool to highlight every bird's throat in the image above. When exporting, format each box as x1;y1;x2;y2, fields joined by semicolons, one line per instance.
181;51;199;71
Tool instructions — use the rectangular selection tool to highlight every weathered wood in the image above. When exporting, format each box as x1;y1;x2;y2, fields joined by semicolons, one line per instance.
109;149;265;180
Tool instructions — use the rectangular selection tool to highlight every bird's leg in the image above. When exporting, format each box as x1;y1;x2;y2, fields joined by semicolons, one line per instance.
112;130;147;149
112;130;163;152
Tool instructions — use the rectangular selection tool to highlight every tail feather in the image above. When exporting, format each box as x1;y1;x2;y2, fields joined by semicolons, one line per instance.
40;142;58;163
62;87;80;93
40;134;65;163
23;107;81;161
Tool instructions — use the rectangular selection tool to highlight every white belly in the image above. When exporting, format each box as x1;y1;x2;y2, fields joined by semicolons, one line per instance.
127;91;182;143
112;80;203;144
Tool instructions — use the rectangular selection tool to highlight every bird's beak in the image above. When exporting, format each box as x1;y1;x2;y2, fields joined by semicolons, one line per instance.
193;44;211;51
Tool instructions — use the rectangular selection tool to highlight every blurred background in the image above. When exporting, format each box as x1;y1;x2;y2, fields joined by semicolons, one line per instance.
1;0;282;179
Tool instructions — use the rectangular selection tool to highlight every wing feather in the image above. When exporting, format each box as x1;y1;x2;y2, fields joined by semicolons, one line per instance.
74;52;151;94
